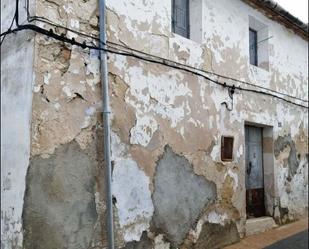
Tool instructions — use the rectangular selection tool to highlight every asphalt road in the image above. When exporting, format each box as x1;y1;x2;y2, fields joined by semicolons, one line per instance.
264;230;308;249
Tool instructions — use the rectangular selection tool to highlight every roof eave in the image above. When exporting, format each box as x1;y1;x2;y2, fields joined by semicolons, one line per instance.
243;0;308;41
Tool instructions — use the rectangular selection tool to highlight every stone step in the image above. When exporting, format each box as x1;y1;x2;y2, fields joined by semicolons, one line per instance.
246;217;277;236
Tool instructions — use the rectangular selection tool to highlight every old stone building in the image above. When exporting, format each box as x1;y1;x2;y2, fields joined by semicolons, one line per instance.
1;0;308;248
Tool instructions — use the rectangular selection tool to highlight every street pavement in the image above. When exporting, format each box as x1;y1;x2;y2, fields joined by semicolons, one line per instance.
224;219;308;249
264;230;308;249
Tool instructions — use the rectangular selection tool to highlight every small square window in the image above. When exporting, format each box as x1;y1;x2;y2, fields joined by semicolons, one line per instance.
221;136;234;161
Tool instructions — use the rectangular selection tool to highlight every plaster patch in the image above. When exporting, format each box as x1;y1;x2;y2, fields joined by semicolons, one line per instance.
207;211;228;226
111;131;128;160
43;73;51;85
62;85;73;97
210;144;220;161
70;19;79;29
54;103;61;110
154;234;170;249
225;169;239;192
130;115;158;147
112;158;154;242
122;63;192;128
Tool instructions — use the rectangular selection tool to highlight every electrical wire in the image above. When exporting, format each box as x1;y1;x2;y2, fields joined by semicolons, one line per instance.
221;85;235;111
0;0;19;45
1;1;308;109
21;0;308;104
0;16;15;45
24;0;100;41
1;23;308;109
107;40;308;103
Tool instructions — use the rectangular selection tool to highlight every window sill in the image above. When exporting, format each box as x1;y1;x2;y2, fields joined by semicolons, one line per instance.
249;64;269;73
171;32;202;45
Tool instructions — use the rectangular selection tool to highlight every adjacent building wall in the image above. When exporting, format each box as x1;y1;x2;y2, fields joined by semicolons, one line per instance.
1;1;35;248
1;0;308;248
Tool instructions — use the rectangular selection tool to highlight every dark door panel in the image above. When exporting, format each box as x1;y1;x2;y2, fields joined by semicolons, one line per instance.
246;188;265;218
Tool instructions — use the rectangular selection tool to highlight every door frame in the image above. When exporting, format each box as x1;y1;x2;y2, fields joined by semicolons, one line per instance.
244;121;275;219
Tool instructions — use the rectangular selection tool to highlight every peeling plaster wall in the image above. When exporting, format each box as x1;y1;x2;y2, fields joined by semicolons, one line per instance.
21;1;107;249
1;0;308;248
105;0;308;246
203;0;308;100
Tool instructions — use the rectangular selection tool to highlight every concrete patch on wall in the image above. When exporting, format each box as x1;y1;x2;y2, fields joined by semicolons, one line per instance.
152;146;217;246
112;158;154;242
193;222;240;249
23;141;98;249
187;209;230;246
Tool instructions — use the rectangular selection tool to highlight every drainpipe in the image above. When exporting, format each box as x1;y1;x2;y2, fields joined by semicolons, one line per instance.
99;0;115;249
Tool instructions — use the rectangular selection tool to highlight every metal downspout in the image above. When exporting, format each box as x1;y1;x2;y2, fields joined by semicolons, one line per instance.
99;0;115;248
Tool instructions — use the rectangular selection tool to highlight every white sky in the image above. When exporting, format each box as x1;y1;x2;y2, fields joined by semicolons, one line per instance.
275;0;308;23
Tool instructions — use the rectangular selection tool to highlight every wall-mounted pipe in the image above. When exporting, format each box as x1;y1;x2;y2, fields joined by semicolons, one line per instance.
99;0;115;248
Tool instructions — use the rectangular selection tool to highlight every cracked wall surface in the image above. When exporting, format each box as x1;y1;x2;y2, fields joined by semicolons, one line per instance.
1;0;308;248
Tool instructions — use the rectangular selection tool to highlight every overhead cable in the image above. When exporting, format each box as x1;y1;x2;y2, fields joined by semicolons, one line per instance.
22;0;309;103
1;21;308;109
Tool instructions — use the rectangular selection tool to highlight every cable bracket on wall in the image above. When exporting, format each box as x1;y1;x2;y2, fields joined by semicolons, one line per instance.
221;83;236;111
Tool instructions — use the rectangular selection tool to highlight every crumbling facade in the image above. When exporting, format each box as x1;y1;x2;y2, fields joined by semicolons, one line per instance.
1;0;308;249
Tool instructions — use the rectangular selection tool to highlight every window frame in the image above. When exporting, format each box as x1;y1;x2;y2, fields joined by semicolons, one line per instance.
221;136;234;162
172;0;190;39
